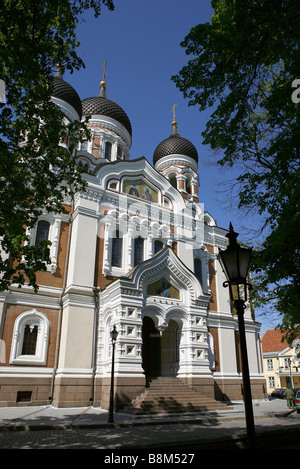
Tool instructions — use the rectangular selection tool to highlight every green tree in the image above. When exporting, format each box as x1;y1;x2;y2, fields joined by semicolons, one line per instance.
172;0;300;343
0;0;114;291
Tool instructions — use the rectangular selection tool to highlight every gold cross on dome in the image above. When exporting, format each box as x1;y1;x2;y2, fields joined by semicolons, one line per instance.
102;60;108;81
171;104;178;121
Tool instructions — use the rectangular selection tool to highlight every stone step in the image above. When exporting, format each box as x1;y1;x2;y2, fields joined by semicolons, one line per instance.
130;401;227;410
123;377;232;414
133;395;223;404
125;401;228;415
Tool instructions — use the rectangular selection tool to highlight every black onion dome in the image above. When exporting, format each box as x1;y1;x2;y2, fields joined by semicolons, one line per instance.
153;123;198;165
51;70;82;119
81;84;132;137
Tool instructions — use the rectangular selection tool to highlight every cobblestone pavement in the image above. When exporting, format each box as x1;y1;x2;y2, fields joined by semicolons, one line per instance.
0;399;299;451
0;415;299;450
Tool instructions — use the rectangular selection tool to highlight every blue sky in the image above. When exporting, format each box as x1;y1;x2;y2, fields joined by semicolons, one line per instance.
64;0;280;332
67;1;228;223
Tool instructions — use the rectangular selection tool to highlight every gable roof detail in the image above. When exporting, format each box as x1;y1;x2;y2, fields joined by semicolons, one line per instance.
94;157;186;210
102;246;210;307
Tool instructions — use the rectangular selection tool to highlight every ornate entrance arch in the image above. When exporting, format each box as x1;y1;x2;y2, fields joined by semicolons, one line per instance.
161;319;180;377
97;247;214;409
142;316;161;379
142;316;181;380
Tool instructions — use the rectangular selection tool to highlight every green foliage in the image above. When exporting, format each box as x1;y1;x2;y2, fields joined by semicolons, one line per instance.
172;0;300;342
0;0;114;291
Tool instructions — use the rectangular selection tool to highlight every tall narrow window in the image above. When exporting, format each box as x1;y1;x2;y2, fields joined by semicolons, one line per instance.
22;324;38;355
134;236;144;266
105;142;112;160
35;220;50;247
194;258;202;286
111;230;123;267
154;240;163;254
169;175;177;189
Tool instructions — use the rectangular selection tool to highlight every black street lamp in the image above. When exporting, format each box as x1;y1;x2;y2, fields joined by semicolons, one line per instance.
218;223;256;449
108;325;118;423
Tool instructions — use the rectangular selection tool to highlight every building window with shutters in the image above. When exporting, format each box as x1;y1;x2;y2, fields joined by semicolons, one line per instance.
10;309;50;365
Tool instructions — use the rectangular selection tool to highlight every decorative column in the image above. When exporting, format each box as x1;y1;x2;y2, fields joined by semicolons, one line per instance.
176;174;186;193
103;222;111;275
127;225;134;270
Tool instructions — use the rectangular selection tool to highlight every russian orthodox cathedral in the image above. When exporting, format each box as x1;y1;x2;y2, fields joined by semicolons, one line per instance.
0;65;265;410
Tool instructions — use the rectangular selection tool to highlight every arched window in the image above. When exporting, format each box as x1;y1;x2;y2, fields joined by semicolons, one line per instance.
111;230;123;267
10;309;50;365
169;174;177;189
105;141;112;160
22;324;38;355
35;220;50;247
134;236;144;266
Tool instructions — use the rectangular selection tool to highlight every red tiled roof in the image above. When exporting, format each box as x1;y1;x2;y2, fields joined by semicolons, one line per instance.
261;329;289;353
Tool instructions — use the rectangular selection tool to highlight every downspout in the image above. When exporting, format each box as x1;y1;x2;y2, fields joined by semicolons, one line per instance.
49;200;74;404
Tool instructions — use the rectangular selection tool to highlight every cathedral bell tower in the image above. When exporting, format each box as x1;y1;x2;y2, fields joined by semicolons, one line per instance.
153;105;199;202
76;61;132;173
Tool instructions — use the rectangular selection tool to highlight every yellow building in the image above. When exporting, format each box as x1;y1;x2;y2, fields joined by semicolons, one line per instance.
261;329;300;395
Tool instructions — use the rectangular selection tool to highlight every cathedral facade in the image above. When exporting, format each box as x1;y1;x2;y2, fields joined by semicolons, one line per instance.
0;70;266;409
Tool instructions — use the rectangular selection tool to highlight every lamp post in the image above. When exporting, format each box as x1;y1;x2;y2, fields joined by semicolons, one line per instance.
108;325;118;423
288;358;294;389
218;223;255;449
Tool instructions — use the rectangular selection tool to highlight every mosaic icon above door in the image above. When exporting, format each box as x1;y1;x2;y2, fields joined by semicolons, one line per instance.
147;278;180;299
123;179;159;203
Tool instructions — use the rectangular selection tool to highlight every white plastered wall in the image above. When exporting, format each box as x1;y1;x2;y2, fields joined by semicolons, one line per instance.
58;196;98;371
58;304;95;369
218;323;238;374
66;201;98;288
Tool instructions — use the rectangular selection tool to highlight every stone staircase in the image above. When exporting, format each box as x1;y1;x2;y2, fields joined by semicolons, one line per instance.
123;377;232;414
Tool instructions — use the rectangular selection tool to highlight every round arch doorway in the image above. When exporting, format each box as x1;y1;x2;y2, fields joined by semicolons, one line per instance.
142;316;180;381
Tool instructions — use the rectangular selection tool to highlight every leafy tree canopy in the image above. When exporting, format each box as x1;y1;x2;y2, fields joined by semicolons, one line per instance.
172;0;300;343
0;0;114;291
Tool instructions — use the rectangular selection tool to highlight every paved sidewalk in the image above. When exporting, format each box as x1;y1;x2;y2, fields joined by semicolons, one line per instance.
0;398;294;430
0;398;298;450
